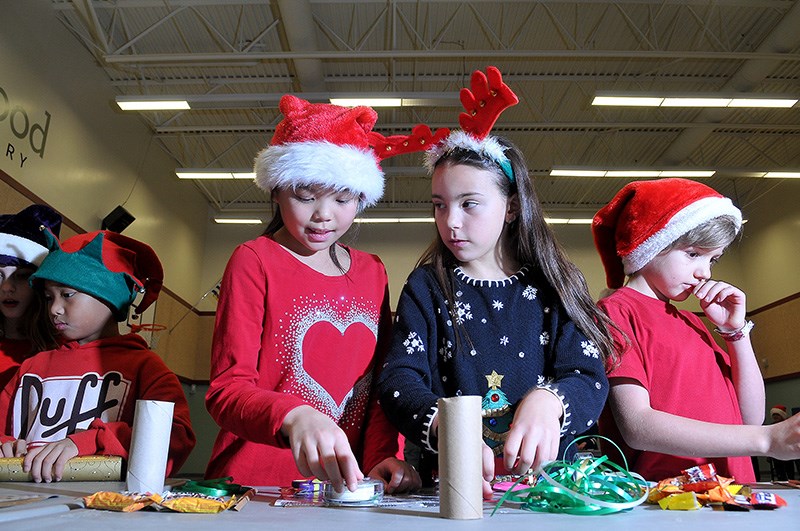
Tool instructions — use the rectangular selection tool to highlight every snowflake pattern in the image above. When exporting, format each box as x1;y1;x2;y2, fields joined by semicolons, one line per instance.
453;300;473;325
500;336;509;346
492;300;504;311
581;340;600;359
439;340;454;360
540;331;550;345
403;332;426;355
522;286;538;300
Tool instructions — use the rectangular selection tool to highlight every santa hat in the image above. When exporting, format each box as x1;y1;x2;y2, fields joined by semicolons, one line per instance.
254;95;385;206
30;230;163;321
0;204;62;268
593;178;742;289
771;405;789;420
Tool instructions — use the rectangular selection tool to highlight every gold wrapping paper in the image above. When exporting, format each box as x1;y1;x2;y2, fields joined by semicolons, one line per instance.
0;455;122;482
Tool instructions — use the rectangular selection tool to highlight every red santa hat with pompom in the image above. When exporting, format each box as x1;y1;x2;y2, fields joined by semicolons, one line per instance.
255;95;383;205
254;95;447;207
593;178;742;289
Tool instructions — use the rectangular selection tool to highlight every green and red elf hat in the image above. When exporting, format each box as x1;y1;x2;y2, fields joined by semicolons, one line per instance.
30;230;163;321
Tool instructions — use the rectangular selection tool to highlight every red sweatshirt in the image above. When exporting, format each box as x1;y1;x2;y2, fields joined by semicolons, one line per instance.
0;333;195;477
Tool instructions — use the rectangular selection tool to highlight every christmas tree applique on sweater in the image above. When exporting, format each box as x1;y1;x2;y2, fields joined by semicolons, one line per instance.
482;370;514;455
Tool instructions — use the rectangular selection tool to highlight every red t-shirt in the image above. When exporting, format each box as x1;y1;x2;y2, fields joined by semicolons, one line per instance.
598;287;755;482
205;236;400;486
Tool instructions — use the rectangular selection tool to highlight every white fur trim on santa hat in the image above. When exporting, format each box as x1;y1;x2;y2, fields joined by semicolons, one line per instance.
0;233;49;266
254;141;385;206
622;195;742;275
771;406;789;420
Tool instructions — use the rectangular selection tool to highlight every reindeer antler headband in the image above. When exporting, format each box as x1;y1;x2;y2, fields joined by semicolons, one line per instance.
424;66;520;182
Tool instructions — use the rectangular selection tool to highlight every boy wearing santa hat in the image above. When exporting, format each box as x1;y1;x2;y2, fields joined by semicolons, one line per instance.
0;230;195;483
593;178;800;482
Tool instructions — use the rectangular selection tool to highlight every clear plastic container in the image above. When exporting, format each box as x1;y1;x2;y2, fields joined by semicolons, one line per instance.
322;478;384;506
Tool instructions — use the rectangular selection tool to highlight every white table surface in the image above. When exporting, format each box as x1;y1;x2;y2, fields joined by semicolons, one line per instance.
1;480;798;530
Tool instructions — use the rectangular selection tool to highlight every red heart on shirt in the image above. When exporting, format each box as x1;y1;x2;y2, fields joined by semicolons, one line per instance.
302;320;376;407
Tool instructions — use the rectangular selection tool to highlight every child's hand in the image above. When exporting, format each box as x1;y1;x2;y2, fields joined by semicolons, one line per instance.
482;442;495;500
502;389;561;475
281;405;364;492
367;457;421;494
0;438;27;457
693;279;747;331
767;412;800;461
22;438;79;483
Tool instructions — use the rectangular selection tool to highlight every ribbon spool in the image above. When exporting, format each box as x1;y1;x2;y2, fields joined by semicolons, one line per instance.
493;435;649;515
174;477;249;498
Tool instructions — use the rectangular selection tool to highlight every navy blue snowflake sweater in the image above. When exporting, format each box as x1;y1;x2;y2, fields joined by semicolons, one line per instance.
377;264;608;464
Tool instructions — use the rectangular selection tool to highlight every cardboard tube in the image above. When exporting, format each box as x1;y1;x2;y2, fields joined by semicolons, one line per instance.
126;400;174;493
437;396;483;519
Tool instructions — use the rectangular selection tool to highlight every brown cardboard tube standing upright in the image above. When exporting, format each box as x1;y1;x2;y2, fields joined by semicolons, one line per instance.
437;395;484;519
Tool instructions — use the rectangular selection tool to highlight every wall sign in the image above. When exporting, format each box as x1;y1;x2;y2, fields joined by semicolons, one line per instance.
0;84;52;168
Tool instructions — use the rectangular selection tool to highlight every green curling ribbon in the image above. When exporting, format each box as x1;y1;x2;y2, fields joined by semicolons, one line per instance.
173;476;249;498
492;435;649;516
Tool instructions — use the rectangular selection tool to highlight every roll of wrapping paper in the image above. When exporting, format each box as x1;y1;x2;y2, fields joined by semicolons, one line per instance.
0;455;122;482
437;396;483;519
126;400;174;494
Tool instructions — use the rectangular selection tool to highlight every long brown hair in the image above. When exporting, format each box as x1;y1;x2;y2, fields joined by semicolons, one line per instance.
419;137;619;366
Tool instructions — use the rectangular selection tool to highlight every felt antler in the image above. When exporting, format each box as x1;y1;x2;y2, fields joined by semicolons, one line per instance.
458;66;519;139
368;124;450;161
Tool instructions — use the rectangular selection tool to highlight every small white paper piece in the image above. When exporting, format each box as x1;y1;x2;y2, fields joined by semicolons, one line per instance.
126;400;174;494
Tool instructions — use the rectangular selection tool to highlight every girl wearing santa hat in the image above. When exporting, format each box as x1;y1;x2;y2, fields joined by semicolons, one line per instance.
377;68;616;498
593;178;800;482
205;95;438;493
0;205;62;390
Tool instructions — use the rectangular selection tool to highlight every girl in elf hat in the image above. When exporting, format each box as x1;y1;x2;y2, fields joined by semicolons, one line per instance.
205;94;445;492
0;205;62;390
376;67;616;498
0;230;195;483
593;178;800;482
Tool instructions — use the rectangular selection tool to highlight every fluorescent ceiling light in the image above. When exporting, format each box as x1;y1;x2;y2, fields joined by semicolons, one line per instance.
592;96;664;107
214;218;263;224
550;168;715;178
116;98;190;111
544;217;594;225
728;98;797;108
764;171;800;179
592;93;797;108
176;169;255;180
354;217;434;224
330;98;403;107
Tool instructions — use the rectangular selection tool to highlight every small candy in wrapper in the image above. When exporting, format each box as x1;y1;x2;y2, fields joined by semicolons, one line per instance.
83;491;156;512
658;491;702;511
157;491;235;513
683;464;716;482
749;491;787;510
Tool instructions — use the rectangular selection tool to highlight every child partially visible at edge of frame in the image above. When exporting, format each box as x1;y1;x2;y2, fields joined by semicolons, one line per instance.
205;94;448;493
0;230;196;483
0;205;62;390
376;67;616;499
592;178;800;482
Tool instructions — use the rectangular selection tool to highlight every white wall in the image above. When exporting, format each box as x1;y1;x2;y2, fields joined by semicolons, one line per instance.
0;0;209;303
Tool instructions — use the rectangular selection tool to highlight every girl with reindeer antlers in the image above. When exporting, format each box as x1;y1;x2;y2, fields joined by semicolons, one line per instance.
377;67;618;498
205;94;447;493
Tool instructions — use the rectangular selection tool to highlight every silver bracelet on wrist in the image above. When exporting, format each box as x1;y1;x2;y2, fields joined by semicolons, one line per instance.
714;320;754;342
